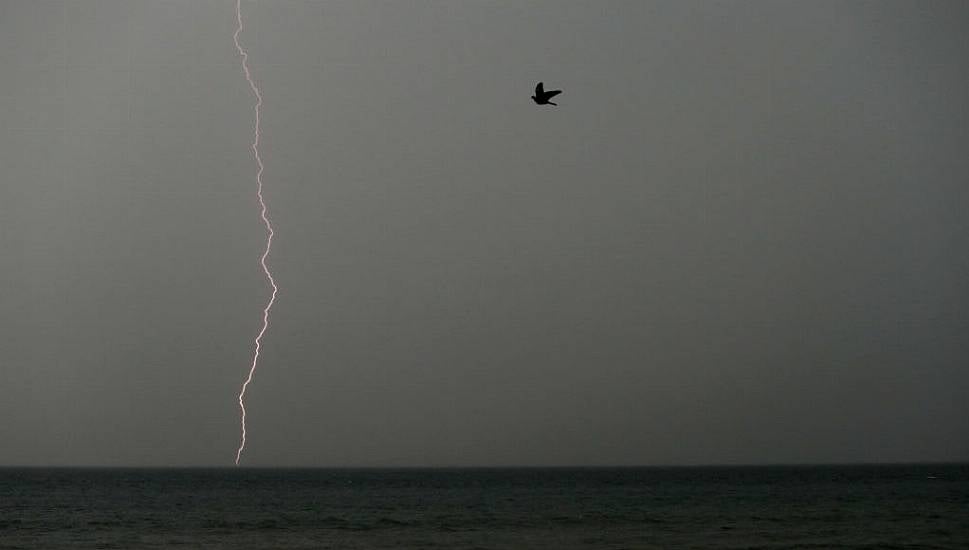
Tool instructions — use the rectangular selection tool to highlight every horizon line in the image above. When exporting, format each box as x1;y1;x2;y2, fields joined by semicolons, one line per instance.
1;460;966;470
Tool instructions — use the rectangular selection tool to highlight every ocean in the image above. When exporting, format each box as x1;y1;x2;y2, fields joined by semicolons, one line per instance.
1;464;966;549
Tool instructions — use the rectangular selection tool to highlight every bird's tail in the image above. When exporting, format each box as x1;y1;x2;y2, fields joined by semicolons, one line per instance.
549;101;557;106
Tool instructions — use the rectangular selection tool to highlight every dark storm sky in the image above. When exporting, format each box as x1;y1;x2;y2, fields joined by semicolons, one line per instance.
1;0;967;466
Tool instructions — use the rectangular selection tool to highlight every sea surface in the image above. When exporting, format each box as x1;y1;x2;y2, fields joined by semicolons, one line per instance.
1;464;967;549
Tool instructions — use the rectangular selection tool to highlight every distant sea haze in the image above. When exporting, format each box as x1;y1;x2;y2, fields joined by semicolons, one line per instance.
2;464;967;549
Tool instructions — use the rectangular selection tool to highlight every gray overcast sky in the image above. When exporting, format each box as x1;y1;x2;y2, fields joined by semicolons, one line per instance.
1;0;967;467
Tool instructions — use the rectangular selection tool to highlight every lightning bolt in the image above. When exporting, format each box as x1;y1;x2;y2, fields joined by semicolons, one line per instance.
233;0;277;466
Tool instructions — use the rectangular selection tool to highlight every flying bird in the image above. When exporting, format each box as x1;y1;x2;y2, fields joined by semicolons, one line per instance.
531;82;562;106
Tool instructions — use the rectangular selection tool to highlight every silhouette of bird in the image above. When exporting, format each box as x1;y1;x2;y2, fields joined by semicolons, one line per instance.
532;82;562;106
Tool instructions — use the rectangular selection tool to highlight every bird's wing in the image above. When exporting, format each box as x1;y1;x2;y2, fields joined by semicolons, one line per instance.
545;90;562;99
535;82;544;95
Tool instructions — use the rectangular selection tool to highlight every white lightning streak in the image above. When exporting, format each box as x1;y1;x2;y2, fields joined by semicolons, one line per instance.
233;0;277;466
